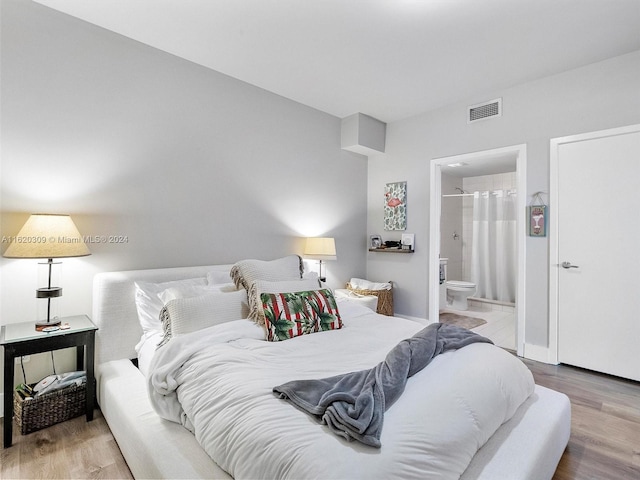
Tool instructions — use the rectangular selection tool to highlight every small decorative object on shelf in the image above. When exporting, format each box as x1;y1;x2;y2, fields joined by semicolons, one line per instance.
401;233;415;250
368;237;413;253
370;235;382;249
368;248;413;253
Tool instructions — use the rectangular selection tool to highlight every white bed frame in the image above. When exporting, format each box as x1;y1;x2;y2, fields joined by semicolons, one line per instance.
93;265;571;480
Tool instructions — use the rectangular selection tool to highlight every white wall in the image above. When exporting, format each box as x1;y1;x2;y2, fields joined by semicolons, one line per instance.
0;0;368;401
367;49;640;347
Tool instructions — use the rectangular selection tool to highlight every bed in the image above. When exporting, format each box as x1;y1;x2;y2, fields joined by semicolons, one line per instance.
93;262;571;480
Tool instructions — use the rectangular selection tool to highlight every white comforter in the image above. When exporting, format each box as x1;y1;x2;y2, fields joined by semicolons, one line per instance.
148;304;534;480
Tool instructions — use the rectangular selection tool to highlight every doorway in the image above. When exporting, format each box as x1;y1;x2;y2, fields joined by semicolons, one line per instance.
429;145;527;357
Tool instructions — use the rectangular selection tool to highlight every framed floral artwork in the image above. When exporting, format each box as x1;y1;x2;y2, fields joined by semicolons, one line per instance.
384;181;407;231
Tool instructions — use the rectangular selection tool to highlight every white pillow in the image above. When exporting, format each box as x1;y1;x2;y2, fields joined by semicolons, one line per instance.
207;270;232;285
158;290;249;346
302;271;319;280
248;278;321;324
230;255;303;290
134;278;207;334
158;283;238;304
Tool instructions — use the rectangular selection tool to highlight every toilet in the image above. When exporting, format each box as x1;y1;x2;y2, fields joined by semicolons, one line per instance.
446;280;476;311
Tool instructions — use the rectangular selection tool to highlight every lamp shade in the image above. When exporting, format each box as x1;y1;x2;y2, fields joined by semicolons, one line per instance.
3;214;91;259
303;237;336;261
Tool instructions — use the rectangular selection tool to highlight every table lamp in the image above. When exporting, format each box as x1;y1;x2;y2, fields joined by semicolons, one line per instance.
3;214;91;331
303;237;336;282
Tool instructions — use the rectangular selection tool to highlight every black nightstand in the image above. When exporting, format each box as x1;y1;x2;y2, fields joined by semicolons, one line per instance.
1;315;98;448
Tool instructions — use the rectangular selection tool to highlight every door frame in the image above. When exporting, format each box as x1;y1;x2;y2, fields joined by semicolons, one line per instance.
429;144;527;357
548;124;640;364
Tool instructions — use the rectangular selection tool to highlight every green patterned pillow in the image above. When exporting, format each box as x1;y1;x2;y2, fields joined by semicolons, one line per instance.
260;289;342;342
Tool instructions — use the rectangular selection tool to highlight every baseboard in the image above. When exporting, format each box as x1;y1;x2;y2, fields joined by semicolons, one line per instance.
524;343;556;364
394;314;428;325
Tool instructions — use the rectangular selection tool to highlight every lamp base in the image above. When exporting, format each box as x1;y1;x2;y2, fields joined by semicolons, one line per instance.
35;319;62;332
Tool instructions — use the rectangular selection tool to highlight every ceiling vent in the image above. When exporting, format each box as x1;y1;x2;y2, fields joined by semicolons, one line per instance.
467;98;502;123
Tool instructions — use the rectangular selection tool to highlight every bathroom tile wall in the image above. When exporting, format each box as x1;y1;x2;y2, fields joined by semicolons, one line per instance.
440;173;464;280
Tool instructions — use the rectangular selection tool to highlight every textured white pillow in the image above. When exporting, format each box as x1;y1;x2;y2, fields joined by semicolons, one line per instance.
248;278;321;324
230;255;303;290
207;270;232;285
158;283;238;304
161;290;249;344
135;278;207;334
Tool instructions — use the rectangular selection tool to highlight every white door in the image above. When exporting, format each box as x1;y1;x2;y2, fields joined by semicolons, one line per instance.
554;125;640;381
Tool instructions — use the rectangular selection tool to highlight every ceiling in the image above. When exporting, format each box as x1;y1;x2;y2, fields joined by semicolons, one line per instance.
35;0;640;123
440;151;518;178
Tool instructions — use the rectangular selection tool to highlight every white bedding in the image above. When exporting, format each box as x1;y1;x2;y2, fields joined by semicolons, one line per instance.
148;308;534;480
136;330;162;377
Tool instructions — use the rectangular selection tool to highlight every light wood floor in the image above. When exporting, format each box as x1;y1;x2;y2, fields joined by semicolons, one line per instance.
522;359;640;480
1;409;133;479
1;359;639;479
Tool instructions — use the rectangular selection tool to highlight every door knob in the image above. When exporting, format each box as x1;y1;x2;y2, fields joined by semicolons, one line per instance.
561;261;579;269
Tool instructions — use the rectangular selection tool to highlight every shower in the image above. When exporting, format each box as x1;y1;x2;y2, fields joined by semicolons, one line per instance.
441;173;518;305
470;189;517;303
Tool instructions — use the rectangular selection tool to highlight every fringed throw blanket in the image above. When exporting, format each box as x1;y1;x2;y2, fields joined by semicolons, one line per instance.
273;322;493;447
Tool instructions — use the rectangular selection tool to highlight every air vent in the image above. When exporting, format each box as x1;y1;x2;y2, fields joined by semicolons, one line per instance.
467;98;502;123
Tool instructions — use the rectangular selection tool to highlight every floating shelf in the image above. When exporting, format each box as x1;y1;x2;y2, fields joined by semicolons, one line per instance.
368;248;413;253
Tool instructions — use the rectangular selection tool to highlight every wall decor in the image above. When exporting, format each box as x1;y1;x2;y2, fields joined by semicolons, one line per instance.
384;181;407;231
370;235;382;248
401;233;415;250
529;205;547;236
528;191;547;237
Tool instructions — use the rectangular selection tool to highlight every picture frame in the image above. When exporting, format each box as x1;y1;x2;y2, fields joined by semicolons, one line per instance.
370;235;382;248
528;205;547;237
384;181;407;231
401;233;415;250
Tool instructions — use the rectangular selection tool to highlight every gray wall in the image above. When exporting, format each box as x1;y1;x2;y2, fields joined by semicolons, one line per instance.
0;0;367;397
367;49;640;346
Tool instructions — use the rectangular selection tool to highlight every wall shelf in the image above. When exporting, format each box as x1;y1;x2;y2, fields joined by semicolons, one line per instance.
368;248;413;253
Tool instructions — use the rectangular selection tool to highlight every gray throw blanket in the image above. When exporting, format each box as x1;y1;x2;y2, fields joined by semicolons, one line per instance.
273;323;492;447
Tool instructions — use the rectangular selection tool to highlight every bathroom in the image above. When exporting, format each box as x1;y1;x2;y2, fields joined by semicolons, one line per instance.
439;169;517;350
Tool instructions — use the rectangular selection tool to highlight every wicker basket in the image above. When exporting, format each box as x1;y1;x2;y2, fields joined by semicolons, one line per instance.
346;281;393;316
13;382;86;435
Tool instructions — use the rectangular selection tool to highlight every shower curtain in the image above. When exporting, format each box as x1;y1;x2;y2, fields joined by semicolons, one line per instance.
471;190;516;303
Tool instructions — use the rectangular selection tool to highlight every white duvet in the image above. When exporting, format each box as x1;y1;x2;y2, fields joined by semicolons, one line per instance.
148;304;534;480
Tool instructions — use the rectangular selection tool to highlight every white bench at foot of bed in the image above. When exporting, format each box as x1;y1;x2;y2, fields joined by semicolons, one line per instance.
97;359;231;480
461;384;571;479
97;358;570;480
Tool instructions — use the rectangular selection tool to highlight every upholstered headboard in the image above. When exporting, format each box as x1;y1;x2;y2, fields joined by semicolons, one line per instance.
92;264;234;365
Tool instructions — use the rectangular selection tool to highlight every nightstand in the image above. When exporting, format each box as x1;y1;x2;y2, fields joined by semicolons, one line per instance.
1;315;98;448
